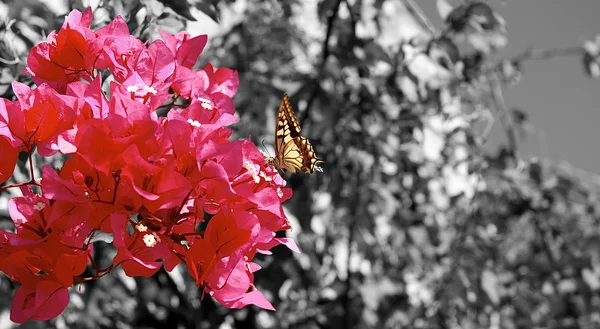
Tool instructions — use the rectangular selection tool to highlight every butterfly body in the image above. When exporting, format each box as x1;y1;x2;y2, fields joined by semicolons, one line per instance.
266;94;323;174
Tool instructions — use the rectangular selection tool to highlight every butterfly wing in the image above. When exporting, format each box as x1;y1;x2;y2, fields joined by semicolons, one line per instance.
271;95;298;171
278;138;304;174
269;94;323;174
279;94;302;138
293;136;323;173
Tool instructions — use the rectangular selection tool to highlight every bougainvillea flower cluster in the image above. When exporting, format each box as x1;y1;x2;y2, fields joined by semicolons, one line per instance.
0;8;298;323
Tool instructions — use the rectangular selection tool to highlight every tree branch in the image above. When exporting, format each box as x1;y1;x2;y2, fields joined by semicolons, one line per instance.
320;0;343;72
301;0;343;128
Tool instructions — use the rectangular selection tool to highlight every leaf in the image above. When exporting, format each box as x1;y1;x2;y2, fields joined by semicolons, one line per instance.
582;268;600;290
583;39;600;79
428;37;460;69
403;44;454;90
558;279;577;293
378;1;429;49
318;0;340;22
0;67;14;96
501;60;522;85
528;160;544;185
481;269;500;305
363;40;393;65
194;0;220;23
511;108;528;126
157;0;196;21
436;0;455;21
359;277;401;309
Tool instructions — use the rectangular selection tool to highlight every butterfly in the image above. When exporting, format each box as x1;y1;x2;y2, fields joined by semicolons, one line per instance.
266;94;323;174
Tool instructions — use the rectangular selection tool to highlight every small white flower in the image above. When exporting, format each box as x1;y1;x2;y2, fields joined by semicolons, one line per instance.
259;171;272;182
187;119;201;127
180;240;190;249
33;202;45;211
244;160;260;183
143;233;157;247
127;85;139;93
277;187;284;198
145;86;158;95
136;223;148;232
197;97;214;110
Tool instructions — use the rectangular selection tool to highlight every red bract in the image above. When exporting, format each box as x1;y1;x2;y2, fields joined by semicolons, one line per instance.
208;262;275;310
0;136;18;184
0;7;298;323
0;98;22;146
8;82;76;155
25;8;95;93
10;278;70;322
203;63;239;98
2;187;91;322
113;226;173;278
159;31;208;69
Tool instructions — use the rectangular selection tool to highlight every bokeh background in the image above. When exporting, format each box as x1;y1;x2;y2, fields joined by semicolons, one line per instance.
2;0;600;328
421;0;600;174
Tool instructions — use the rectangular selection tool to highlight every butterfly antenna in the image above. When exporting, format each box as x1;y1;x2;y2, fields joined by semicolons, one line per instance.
261;140;272;157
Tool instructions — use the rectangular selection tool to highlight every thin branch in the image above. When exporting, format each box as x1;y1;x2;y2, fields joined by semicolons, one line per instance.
488;72;521;162
403;0;437;34
532;214;558;268
486;46;584;75
510;45;583;63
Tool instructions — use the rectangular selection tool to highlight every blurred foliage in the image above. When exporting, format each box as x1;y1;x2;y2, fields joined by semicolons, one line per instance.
2;0;600;328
